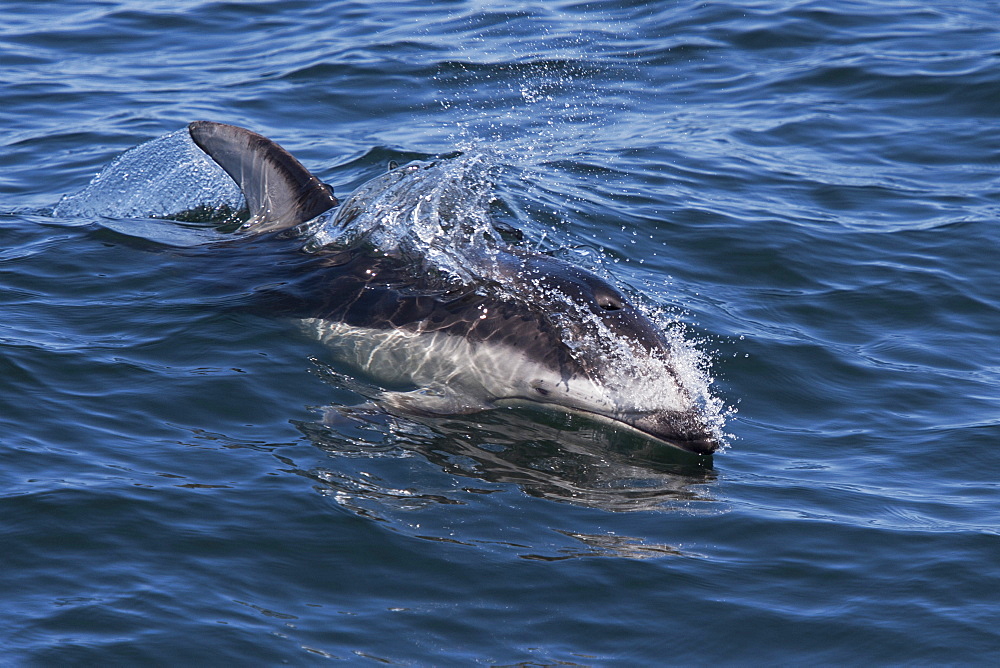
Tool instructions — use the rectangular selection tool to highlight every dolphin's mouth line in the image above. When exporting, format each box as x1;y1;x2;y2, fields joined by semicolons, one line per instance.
493;398;717;455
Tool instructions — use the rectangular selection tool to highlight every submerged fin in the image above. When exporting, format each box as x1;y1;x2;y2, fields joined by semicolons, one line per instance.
379;388;488;416
188;121;339;233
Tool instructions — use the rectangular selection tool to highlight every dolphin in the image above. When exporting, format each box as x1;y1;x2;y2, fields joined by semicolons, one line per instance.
184;121;720;454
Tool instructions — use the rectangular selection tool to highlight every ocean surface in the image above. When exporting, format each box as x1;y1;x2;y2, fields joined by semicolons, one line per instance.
2;0;999;664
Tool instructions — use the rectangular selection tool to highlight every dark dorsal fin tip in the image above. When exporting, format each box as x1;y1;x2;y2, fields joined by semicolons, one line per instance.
188;121;339;233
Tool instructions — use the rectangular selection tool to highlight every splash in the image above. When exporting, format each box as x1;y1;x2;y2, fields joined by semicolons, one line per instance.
54;129;245;224
308;153;505;285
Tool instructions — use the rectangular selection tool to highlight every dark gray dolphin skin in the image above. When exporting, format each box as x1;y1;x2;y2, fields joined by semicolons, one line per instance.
187;121;719;454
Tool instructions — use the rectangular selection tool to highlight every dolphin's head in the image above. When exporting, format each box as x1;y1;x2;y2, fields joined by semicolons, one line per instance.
491;253;720;455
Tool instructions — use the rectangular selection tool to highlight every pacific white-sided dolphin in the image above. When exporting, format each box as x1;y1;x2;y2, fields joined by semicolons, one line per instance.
183;121;720;454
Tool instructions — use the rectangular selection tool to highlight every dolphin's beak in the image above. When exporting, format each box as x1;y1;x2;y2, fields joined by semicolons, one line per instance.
504;399;721;455
618;410;719;455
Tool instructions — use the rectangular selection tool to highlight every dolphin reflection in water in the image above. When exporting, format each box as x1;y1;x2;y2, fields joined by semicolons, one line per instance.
299;398;718;514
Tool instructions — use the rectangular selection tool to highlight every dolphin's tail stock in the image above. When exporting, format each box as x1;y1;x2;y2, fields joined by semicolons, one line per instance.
188;121;340;234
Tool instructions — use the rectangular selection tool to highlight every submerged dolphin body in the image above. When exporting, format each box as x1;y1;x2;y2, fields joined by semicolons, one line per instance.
186;121;720;454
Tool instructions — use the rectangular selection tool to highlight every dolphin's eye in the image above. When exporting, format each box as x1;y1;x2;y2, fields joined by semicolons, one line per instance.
596;293;624;311
532;383;551;397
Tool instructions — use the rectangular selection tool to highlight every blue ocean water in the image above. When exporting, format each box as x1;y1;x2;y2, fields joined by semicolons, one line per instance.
2;0;999;664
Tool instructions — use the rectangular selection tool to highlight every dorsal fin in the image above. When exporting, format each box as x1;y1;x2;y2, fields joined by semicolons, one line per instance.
188;121;339;233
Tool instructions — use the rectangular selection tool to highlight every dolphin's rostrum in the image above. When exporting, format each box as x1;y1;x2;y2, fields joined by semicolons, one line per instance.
184;121;721;454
